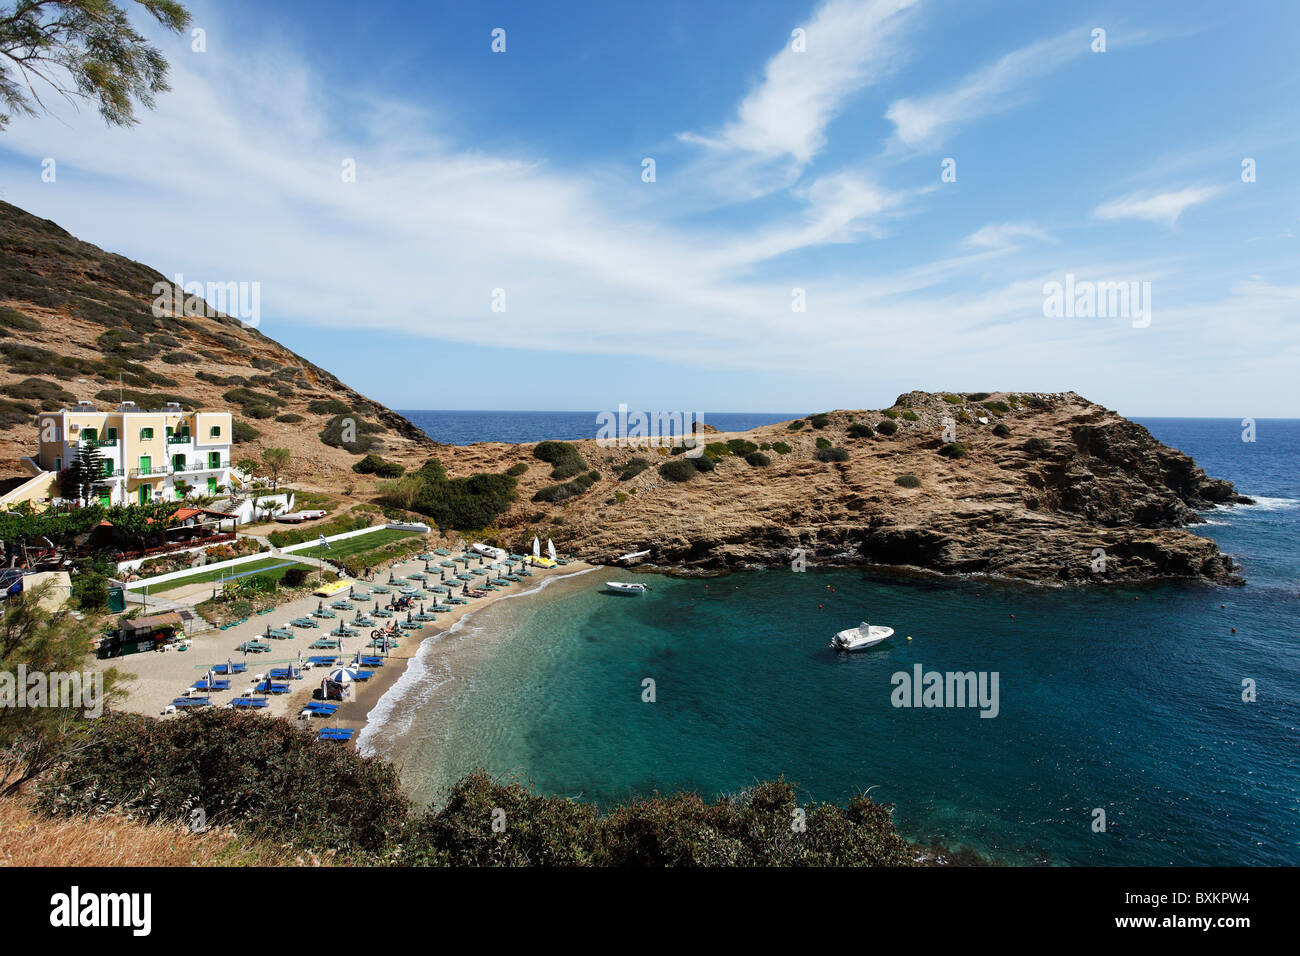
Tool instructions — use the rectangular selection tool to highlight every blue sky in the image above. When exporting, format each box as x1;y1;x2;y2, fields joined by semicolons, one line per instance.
1;0;1297;416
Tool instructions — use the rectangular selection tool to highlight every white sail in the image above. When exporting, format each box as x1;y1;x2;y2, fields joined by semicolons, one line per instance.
546;538;557;561
532;535;541;557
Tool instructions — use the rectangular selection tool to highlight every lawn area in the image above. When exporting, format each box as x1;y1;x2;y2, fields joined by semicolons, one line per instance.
302;528;420;559
129;557;317;594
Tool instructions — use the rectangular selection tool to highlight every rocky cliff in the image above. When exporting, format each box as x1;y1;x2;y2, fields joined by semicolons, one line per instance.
436;391;1251;585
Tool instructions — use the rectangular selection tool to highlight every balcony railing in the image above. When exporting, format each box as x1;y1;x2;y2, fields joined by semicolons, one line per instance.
129;465;172;478
98;469;125;478
166;434;192;444
82;438;117;448
173;460;228;473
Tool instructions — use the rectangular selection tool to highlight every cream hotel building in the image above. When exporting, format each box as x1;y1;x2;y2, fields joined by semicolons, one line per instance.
35;401;233;506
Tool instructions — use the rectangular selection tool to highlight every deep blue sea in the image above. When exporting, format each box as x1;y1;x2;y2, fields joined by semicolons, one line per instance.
398;409;796;445
376;415;1300;866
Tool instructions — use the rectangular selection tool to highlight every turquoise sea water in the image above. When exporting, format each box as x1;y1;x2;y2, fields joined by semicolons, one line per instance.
370;417;1300;866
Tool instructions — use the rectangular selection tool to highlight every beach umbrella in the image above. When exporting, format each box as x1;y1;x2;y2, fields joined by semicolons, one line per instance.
327;667;357;684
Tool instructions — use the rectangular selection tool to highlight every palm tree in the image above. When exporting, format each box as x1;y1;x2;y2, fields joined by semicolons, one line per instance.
262;448;290;493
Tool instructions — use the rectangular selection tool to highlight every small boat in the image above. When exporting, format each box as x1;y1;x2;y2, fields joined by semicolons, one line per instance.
830;622;893;652
605;581;648;595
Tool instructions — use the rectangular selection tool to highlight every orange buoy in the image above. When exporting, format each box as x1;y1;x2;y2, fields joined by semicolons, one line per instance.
1009;614;1015;620
1231;627;1236;633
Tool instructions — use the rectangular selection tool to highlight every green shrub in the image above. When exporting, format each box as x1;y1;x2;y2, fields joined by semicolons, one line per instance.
901;410;919;422
809;413;831;429
308;399;351;415
401;773;914;867
617;457;651;481
232;421;260;443
786;420;805;431
937;442;968;459
506;462;528;477
965;392;991;401
815;447;849;462
726;438;758;456
942;394;963;405
846;423;874;439
689;453;715;472
658;458;697;482
880;409;898;419
532;470;600;503
353;454;404;477
319;414;383;453
981;400;1010;416
745;452;771;467
410;467;517;528
281;568;310;588
275;413;304;423
0;306;41;332
533;440;587;479
894;474;921;488
771;441;792;454
1023;437;1050;456
876;419;898;436
992;423;1011;437
815;437;831;449
38;710;408;852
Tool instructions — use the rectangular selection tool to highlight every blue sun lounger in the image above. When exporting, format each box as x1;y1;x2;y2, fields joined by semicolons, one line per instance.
307;655;337;665
357;656;384;667
172;697;211;708
191;679;231;692
254;681;291;695
229;697;269;709
318;728;355;741
211;663;247;675
301;702;339;717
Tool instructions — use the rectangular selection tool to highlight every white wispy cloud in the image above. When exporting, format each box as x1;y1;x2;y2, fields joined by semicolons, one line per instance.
1093;186;1225;227
963;222;1053;250
679;0;919;167
885;28;1086;149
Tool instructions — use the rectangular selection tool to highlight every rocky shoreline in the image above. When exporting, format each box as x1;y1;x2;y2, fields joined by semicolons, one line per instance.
429;391;1252;587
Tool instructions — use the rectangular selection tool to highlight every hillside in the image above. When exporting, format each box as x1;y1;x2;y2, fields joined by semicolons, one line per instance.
0;200;432;485
0;202;1251;584
427;391;1252;585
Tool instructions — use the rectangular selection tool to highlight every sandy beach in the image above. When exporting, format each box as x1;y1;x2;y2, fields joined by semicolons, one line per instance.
94;547;594;742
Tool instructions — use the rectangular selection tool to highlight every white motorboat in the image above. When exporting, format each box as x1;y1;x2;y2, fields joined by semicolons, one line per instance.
604;581;648;595
830;622;893;651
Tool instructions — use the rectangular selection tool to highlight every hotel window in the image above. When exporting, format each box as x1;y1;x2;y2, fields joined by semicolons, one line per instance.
210;425;221;438
140;427;154;439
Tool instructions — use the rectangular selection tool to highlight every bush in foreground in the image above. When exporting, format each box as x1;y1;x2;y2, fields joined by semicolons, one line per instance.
40;711;408;852
875;419;898;436
895;474;921;488
847;423;874;439
745;451;771;467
